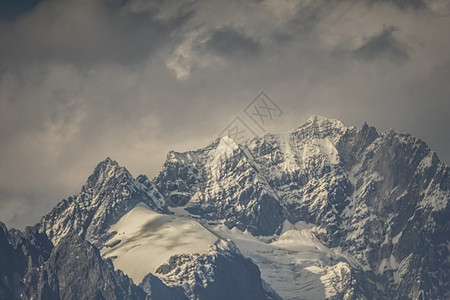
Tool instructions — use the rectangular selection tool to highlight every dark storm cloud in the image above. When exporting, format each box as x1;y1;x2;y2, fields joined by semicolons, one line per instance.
0;0;191;67
352;26;409;62
205;27;261;58
368;0;427;10
285;1;329;36
0;0;40;21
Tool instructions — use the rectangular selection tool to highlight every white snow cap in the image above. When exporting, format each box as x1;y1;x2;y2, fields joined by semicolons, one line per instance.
306;115;346;129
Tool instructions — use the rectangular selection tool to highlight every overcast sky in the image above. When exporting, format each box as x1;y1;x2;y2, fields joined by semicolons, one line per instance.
1;0;449;229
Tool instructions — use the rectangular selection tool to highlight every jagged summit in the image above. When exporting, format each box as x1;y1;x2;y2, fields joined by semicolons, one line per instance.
305;115;346;128
84;157;130;190
94;156;119;170
165;118;350;171
285;115;349;143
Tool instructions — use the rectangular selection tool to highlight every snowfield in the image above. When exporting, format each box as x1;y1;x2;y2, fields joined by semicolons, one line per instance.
103;203;357;299
101;204;218;283
203;220;355;300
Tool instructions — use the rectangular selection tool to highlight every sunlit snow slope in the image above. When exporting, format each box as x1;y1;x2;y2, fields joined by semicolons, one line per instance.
154;207;358;300
203;220;357;300
101;204;219;283
101;203;356;299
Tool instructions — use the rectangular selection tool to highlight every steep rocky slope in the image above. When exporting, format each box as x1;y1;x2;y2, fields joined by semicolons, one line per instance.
0;223;148;299
154;116;449;299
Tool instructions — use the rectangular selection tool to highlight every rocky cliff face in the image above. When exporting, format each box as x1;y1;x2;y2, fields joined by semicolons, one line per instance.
335;121;450;299
155;136;285;236
32;234;147;300
0;222;53;299
154;240;277;300
0;222;187;300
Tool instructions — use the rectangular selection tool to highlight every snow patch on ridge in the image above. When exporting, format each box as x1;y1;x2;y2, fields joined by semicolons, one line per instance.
202;220;356;300
101;205;219;283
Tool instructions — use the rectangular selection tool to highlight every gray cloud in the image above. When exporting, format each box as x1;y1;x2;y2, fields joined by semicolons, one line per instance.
0;0;189;67
0;0;40;21
0;0;449;229
352;26;409;62
205;27;261;58
368;0;427;10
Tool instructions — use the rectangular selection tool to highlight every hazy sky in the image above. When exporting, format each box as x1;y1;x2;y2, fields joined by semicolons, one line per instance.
1;0;449;229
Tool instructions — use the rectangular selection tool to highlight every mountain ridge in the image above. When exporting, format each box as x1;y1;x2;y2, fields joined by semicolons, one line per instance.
1;115;449;300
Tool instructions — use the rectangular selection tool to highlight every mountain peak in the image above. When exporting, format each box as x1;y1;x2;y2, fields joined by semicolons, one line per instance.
289;115;347;142
305;115;345;129
216;135;239;150
84;157;129;189
98;156;118;167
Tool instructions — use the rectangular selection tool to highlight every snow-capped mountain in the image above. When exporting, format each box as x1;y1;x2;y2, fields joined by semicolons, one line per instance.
154;115;449;299
38;157;169;248
0;116;448;300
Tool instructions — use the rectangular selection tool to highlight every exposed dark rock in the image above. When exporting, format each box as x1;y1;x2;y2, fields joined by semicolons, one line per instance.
155;241;279;300
34;234;147;300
